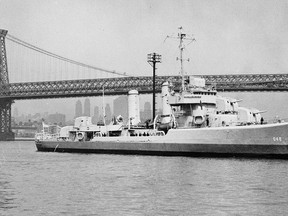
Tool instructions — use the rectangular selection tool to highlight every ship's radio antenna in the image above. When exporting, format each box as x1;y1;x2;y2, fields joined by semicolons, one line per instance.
166;27;195;91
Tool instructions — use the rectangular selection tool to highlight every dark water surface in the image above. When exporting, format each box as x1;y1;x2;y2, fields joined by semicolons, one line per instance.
1;141;288;215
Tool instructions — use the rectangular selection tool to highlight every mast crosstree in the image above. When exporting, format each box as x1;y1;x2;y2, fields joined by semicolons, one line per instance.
166;27;195;91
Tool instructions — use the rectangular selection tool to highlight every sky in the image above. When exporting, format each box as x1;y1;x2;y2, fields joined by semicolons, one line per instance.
1;0;288;120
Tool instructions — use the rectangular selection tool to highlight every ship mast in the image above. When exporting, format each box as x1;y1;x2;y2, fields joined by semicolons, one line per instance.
168;27;195;91
178;28;186;91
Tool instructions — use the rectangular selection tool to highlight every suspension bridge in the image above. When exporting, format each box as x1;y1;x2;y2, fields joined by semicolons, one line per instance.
1;29;288;140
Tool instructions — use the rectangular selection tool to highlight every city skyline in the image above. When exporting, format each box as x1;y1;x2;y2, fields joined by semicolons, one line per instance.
12;96;154;126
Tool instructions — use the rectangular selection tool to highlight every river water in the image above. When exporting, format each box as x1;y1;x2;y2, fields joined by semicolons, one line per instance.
1;141;288;216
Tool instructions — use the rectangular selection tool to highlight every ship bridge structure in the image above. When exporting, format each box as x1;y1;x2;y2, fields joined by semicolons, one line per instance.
1;29;288;140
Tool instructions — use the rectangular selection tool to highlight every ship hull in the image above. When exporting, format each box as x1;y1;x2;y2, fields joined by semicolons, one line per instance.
35;122;288;158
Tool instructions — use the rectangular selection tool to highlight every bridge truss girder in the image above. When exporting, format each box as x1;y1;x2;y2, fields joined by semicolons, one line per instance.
1;74;288;100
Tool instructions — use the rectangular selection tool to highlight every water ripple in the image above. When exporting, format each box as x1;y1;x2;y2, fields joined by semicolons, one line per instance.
1;141;288;215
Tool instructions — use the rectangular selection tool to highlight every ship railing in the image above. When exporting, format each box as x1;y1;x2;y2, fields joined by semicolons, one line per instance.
94;132;102;137
155;131;165;136
231;121;270;126
35;132;60;141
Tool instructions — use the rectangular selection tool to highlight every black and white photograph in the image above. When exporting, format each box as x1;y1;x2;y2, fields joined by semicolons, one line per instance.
1;0;288;215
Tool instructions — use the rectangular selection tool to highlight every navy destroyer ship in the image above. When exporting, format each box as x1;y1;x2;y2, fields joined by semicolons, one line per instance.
35;28;288;158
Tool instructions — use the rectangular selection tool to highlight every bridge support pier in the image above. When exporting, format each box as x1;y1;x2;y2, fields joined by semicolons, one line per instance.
0;30;14;141
0;99;14;141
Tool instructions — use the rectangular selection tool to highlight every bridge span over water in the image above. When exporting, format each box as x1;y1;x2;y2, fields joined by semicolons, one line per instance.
1;29;288;140
1;74;288;100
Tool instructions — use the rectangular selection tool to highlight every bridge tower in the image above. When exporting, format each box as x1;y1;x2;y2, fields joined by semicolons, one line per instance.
0;29;14;141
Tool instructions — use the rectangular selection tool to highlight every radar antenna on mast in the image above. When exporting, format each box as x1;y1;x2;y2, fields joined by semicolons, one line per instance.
166;27;196;91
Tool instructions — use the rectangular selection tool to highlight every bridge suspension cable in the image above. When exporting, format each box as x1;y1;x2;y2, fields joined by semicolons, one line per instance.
6;34;131;79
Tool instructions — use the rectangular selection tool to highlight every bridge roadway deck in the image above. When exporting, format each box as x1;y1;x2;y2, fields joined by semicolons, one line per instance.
1;74;288;100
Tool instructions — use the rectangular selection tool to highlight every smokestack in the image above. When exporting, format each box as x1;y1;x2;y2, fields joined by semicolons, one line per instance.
128;90;140;125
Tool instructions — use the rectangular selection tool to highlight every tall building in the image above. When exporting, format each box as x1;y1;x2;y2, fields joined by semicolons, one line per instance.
13;107;19;117
84;98;90;116
48;113;66;126
113;96;128;122
75;100;82;118
141;102;152;122
105;104;112;124
92;106;99;124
